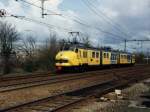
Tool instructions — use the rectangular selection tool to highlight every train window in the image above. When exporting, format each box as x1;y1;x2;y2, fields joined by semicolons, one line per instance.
113;55;115;60
86;52;88;58
107;53;109;58
75;49;78;53
111;54;113;60
112;54;116;60
96;52;99;58
128;55;131;60
83;51;87;58
92;52;95;58
121;55;123;59
104;53;109;59
115;55;117;60
104;53;106;58
79;51;82;58
83;52;85;58
124;55;127;59
85;52;87;58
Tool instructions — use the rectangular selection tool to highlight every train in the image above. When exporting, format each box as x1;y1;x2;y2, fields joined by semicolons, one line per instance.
55;43;135;72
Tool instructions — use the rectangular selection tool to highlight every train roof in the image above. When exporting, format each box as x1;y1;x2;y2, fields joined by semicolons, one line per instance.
63;42;133;54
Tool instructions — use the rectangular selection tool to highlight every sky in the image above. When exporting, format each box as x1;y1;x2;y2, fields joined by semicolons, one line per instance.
0;0;150;52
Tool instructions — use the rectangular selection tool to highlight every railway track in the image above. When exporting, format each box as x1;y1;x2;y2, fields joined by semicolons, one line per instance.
0;65;148;92
0;71;111;92
0;64;145;84
0;65;146;87
0;65;150;112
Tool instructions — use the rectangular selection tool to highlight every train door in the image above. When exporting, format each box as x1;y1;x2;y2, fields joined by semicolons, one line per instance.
103;51;111;65
88;50;94;66
117;53;120;64
77;49;83;65
111;53;117;65
83;50;88;65
127;55;131;64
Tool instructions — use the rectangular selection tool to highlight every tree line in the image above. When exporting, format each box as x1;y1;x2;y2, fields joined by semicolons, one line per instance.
0;21;92;75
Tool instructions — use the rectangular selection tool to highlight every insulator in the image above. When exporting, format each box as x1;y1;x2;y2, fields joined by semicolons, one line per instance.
0;9;6;17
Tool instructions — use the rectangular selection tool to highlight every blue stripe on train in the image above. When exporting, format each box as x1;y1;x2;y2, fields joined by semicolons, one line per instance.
111;60;117;64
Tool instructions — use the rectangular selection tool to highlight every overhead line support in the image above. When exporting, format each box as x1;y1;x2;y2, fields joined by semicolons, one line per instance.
124;39;150;52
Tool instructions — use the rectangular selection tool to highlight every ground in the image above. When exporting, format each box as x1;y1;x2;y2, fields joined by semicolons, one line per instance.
71;79;150;112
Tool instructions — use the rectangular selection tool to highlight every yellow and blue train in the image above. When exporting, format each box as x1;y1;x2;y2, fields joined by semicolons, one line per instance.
55;44;135;71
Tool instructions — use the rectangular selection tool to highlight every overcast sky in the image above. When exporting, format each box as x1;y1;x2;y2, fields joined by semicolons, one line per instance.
0;0;150;52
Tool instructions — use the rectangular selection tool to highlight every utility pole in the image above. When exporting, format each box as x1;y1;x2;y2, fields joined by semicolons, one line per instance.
40;0;47;18
40;0;61;18
124;39;127;52
0;9;6;17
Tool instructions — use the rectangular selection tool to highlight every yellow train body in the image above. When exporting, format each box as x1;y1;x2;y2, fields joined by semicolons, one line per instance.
102;51;111;65
55;46;135;71
56;51;78;67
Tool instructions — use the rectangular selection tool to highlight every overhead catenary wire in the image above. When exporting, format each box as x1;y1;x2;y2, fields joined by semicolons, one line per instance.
82;0;133;39
2;13;133;52
15;0;127;41
8;13;73;32
13;0;136;51
88;0;137;39
85;0;132;37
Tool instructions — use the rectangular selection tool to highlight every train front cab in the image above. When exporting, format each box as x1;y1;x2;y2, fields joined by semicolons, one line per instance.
55;50;79;71
55;47;101;72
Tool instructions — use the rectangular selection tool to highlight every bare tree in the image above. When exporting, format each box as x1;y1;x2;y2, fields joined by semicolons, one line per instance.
20;36;38;72
0;21;19;74
21;36;37;58
38;33;59;71
135;52;145;64
81;35;91;47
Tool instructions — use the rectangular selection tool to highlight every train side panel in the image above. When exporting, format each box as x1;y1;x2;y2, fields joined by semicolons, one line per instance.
76;48;101;66
88;50;100;66
102;51;111;65
111;52;118;65
119;53;128;64
77;49;88;65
